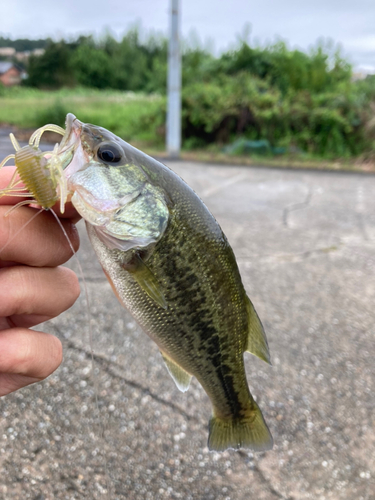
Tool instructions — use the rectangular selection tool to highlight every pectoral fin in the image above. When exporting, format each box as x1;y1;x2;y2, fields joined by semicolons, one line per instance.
245;297;271;365
123;254;167;309
160;351;192;392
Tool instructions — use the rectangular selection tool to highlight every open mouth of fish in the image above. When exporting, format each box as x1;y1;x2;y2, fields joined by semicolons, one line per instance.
59;113;86;178
57;114;119;217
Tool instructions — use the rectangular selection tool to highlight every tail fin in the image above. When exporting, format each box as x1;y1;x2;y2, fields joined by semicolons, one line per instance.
208;403;273;452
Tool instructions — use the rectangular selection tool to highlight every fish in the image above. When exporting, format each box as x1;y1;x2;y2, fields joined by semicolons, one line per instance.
1;114;273;452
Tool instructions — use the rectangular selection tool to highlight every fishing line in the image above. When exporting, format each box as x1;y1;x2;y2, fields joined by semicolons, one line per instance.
50;209;113;499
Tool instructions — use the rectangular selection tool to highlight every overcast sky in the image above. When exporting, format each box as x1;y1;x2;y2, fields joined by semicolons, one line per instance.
1;0;375;72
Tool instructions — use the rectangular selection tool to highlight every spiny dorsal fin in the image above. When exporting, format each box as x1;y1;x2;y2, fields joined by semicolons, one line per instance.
245;297;271;365
123;253;167;309
160;351;192;392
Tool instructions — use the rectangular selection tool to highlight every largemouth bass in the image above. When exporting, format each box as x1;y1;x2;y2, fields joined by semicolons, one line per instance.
2;114;273;451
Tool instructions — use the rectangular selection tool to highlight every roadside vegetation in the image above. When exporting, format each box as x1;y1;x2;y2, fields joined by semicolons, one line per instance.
0;87;163;146
1;30;375;165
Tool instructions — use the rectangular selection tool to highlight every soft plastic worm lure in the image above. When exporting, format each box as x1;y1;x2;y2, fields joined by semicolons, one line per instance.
0;124;69;214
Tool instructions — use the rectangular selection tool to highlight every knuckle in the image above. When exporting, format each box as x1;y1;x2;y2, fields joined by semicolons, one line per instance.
10;332;33;371
0;267;31;316
11;331;62;378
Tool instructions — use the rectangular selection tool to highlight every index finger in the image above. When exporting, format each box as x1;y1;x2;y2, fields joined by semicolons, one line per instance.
0;205;79;267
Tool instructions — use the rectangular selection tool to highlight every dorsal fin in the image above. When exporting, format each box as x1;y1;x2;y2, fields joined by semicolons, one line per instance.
245;297;271;365
160;351;192;392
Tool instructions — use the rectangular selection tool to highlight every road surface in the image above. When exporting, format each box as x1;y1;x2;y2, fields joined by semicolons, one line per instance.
0;135;374;499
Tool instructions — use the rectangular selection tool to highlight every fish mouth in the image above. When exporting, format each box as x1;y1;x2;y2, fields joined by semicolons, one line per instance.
59;113;82;154
60;114;91;180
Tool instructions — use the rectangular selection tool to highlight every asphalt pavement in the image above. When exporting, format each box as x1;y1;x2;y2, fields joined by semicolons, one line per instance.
0;134;374;499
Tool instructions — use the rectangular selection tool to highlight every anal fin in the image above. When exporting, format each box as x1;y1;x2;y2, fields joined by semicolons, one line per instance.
245;297;271;365
160;351;192;392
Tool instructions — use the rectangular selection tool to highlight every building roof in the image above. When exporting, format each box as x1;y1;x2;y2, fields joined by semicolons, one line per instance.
0;62;19;75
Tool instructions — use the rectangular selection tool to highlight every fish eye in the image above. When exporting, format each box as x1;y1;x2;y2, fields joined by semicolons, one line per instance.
97;143;123;164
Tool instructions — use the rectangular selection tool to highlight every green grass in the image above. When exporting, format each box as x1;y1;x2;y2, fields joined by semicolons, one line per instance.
0;87;164;147
1;86;373;172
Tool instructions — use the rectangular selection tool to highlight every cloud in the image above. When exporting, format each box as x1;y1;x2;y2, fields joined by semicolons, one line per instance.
1;0;374;70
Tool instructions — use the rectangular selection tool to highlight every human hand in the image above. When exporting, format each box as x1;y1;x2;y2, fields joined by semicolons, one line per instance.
0;166;81;396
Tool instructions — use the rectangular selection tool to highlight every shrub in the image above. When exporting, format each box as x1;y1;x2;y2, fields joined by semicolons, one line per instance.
181;73;373;157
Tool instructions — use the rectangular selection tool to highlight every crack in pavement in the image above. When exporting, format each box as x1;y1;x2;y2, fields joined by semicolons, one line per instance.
237;451;294;500
63;338;294;499
237;244;340;264
283;188;313;227
63;338;197;423
356;212;369;241
355;185;369;241
201;172;250;198
252;463;295;500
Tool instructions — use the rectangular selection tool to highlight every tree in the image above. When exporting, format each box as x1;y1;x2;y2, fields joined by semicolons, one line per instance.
25;41;75;88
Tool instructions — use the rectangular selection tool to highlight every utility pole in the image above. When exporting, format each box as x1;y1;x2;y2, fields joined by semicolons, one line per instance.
166;0;181;158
